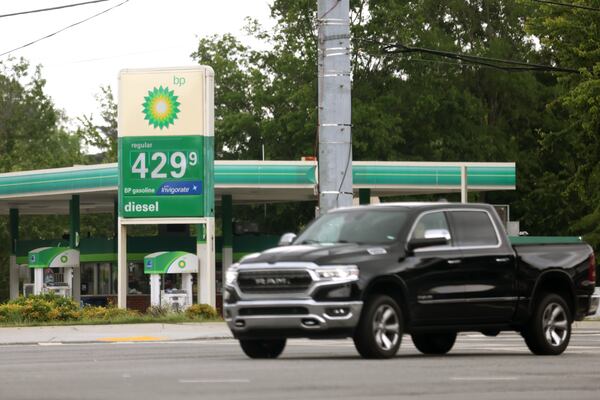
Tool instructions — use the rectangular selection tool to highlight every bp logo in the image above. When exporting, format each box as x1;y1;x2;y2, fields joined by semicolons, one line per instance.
178;260;186;269
60;255;68;263
142;86;180;129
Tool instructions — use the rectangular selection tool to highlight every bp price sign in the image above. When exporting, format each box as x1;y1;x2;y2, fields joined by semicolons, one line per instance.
118;67;214;218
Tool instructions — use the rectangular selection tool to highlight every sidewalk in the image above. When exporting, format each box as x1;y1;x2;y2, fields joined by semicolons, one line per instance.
0;322;233;345
1;320;598;346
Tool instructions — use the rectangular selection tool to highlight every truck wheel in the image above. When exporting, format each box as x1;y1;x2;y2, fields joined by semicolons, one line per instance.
411;332;457;355
353;295;403;359
522;293;571;355
239;338;286;359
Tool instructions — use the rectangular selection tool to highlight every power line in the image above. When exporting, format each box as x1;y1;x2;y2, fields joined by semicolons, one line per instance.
530;0;600;12
0;0;109;19
0;0;130;58
372;42;579;73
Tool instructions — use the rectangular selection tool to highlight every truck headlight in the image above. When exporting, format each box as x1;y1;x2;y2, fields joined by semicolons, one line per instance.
225;266;239;286
316;265;359;281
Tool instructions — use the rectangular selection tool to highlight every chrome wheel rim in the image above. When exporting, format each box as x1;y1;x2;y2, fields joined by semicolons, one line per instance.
542;302;568;347
372;304;400;351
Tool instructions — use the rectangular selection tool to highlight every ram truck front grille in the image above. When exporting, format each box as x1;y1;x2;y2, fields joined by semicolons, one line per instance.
237;270;313;294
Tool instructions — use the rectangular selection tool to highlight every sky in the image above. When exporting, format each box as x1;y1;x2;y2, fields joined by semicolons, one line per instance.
0;0;272;122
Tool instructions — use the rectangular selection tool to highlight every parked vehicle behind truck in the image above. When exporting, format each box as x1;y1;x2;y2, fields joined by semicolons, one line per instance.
224;203;599;359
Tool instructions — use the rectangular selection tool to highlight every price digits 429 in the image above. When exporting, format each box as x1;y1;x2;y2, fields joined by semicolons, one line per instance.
131;151;198;179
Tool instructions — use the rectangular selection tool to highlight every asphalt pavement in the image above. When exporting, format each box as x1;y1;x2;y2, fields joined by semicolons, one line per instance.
1;322;600;400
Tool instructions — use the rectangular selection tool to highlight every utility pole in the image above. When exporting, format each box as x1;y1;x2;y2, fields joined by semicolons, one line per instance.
317;0;352;214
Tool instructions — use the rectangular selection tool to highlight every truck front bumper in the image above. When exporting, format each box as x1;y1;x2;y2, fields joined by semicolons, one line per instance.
224;299;363;337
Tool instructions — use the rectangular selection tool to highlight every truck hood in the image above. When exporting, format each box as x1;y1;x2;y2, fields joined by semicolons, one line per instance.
239;243;399;266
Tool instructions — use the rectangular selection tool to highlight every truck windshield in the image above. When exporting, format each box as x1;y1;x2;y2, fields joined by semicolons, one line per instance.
295;209;409;245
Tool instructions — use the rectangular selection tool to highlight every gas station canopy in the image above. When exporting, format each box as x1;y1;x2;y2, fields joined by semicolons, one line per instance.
0;160;515;215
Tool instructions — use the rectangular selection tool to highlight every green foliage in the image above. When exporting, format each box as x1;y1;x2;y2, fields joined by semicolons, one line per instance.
76;86;118;163
6;294;81;322
0;294;220;326
0;303;23;323
146;305;169;318
185;303;218;319
191;0;572;235
0;58;82;172
0;59;83;301
518;0;600;247
80;306;140;321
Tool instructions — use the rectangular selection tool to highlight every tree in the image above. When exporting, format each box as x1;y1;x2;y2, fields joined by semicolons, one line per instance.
0;58;83;301
519;0;600;246
0;58;81;172
191;1;571;234
76;86;118;163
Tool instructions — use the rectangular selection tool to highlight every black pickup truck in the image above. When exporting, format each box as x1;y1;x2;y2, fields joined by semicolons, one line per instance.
224;203;599;359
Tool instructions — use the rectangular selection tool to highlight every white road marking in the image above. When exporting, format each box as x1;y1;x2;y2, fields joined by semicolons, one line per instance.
451;376;519;381
179;379;250;384
38;342;63;346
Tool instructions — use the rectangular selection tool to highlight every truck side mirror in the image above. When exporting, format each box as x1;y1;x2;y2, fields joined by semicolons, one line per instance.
407;229;451;252
278;233;297;246
407;237;449;252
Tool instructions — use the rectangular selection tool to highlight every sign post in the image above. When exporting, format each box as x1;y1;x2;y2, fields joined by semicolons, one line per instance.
117;66;214;308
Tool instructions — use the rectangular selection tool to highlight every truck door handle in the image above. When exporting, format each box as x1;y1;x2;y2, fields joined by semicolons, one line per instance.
448;259;462;265
496;257;511;263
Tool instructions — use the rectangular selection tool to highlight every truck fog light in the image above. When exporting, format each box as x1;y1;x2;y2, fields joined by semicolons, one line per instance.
326;307;350;317
235;320;246;328
301;318;320;327
325;285;351;299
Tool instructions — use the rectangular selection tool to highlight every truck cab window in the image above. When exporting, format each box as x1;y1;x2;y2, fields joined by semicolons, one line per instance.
296;209;409;245
450;210;499;247
411;212;450;240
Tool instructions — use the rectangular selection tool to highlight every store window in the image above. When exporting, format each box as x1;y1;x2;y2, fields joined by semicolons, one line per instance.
81;264;95;295
99;263;113;294
128;262;149;294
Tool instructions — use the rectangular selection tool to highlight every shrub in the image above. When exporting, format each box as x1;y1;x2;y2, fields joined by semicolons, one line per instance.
49;306;82;321
0;303;24;324
146;305;169;317
185;303;218;319
19;297;53;322
81;306;108;320
1;295;219;325
40;294;79;311
102;307;140;320
81;306;139;321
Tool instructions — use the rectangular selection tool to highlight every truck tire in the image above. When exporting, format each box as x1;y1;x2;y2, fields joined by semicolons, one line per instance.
353;295;403;359
239;338;286;359
522;293;571;355
411;332;457;355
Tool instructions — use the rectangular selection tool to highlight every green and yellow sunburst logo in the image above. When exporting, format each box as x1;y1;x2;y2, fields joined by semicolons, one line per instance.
142;86;180;129
178;260;186;269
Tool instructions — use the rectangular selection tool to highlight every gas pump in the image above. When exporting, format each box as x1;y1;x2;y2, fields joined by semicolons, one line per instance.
144;251;198;311
27;247;80;297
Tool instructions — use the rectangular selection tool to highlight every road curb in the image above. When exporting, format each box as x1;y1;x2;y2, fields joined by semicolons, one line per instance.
0;335;234;346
